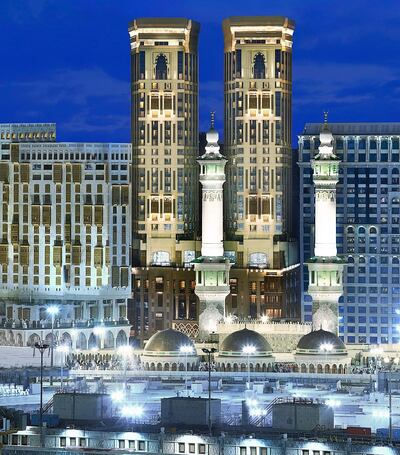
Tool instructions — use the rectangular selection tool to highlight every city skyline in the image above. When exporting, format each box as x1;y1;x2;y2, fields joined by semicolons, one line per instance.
1;0;400;143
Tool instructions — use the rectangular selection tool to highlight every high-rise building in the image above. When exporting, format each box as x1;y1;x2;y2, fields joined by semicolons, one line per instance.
299;122;400;344
129;18;202;340
129;18;200;267
221;17;300;321
0;123;131;349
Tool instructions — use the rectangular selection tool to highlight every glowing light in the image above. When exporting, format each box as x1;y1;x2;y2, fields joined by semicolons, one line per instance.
319;343;334;353
93;326;105;337
260;315;269;323
384;357;390;364
90;347;99;353
117;345;133;357
372;409;390;418
242;345;257;355
111;390;124;402
179;345;194;354
121;405;144;418
246;398;258;407
326;399;341;408
47;305;59;316
224;314;234;324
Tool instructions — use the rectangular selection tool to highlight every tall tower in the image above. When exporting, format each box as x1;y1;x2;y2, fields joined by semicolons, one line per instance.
307;115;344;334
129;18;200;267
194;117;231;339
223;17;295;270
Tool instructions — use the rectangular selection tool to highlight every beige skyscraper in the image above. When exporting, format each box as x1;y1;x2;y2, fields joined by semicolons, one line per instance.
129;19;202;339
223;17;296;271
129;18;200;268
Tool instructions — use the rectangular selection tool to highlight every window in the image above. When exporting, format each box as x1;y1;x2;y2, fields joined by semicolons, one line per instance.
155;54;168;80
179;442;185;453
138;440;146;451
184;250;195;266
249;252;268;268
152;251;170;266
118;440;125;449
253;53;266;79
60;437;66;447
199;444;206;454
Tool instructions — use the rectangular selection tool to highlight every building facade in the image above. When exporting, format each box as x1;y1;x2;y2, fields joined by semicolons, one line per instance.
299;123;400;344
223;16;296;267
130;17;301;342
0;123;131;349
129;18;200;267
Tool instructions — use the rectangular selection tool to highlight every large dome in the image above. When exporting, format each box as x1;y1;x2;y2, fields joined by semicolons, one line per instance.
219;328;272;356
144;329;195;356
296;329;347;355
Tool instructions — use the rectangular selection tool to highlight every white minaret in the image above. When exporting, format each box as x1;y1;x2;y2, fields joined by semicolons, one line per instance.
193;114;231;339
307;113;345;334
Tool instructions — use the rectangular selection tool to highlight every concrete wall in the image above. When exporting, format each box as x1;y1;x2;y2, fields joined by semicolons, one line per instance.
0;346;52;368
161;397;221;426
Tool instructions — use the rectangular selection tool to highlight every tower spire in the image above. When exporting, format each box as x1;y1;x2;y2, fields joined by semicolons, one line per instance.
210;111;215;129
323;111;329;130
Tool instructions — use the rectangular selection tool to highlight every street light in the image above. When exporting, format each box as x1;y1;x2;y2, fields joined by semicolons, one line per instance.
202;347;217;435
46;305;59;383
180;345;194;392
56;345;69;391
242;345;256;389
121;404;144;422
34;340;50;447
117;344;132;392
260;314;269;323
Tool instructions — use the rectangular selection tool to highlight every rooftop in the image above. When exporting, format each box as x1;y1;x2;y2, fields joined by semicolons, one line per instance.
302;122;400;136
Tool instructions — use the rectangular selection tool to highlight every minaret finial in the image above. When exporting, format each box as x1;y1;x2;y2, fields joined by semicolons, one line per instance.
210;111;215;129
323;111;329;125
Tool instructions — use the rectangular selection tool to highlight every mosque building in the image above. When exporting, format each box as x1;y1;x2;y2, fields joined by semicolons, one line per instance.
134;117;353;375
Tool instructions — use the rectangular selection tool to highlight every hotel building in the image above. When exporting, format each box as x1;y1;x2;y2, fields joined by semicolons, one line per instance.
0;123;131;349
299;122;400;344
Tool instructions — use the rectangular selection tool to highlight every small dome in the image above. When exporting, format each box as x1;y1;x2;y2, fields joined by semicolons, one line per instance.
206;127;219;145
144;329;195;355
220;328;272;356
296;329;347;355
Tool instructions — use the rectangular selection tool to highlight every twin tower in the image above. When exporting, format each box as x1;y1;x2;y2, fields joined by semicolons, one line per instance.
128;17;306;338
128;17;296;273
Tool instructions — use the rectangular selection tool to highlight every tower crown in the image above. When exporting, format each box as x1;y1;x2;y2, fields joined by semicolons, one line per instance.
315;112;337;160
199;112;225;161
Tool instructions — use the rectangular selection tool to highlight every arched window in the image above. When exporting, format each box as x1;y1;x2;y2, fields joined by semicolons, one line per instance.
393;257;399;265
155;54;168;80
359;256;366;264
253;53;266;79
152;251;170;266
369;256;377;264
346;226;354;234
358;226;366;235
347;256;355;263
249;252;268;267
369;226;378;235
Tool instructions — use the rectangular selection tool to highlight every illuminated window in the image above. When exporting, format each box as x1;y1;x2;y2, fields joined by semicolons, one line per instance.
249;252;268;268
183;250;195;265
155;54;168;80
152;251;170;266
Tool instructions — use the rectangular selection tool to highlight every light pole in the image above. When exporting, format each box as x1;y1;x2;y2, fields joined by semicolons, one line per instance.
319;342;333;373
56;345;69;391
117;344;132;392
242;345;256;389
180;345;194;393
34;340;50;448
47;305;59;385
202;347;217;435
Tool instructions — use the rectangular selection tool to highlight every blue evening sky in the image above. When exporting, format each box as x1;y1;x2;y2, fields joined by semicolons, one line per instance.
0;0;399;144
